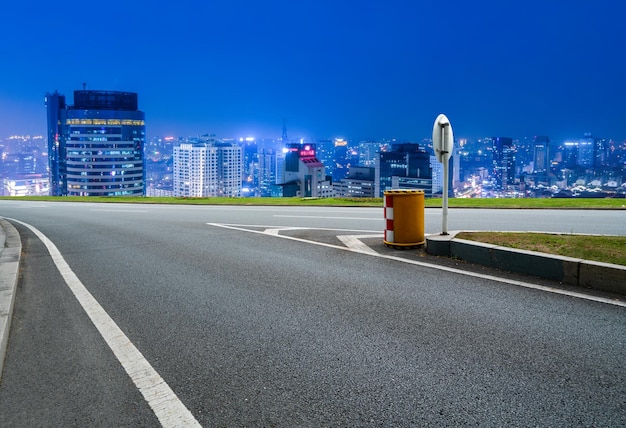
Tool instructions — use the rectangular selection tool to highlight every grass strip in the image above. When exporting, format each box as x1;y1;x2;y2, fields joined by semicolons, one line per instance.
455;232;626;266
1;196;625;209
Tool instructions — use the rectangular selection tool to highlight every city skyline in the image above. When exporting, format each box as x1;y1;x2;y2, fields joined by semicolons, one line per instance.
1;1;625;142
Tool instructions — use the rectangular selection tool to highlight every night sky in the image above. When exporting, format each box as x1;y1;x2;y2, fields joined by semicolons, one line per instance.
1;0;624;143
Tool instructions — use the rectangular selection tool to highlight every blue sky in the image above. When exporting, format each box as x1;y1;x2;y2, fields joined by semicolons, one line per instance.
1;0;624;142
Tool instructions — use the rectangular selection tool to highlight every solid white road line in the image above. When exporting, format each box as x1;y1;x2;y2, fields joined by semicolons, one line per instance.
90;209;149;213
10;218;201;428
274;215;382;220
208;222;626;308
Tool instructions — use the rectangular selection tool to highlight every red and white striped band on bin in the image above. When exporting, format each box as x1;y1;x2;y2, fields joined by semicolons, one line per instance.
384;193;394;243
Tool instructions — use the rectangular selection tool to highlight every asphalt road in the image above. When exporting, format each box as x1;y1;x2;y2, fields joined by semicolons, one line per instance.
0;201;624;427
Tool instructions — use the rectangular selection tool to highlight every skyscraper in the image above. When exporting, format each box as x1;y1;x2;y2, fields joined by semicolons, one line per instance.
532;136;550;173
45;91;66;196
375;143;432;197
578;133;594;168
594;137;608;168
492;137;516;190
333;138;350;181
45;89;146;196
258;147;278;196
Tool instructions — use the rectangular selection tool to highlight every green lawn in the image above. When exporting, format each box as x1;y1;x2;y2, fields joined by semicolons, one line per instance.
1;195;625;209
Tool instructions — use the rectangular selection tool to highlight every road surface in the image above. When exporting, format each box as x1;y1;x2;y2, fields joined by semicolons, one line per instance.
0;201;624;426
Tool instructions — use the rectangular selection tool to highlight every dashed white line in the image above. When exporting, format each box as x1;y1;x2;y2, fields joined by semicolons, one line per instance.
9;218;201;427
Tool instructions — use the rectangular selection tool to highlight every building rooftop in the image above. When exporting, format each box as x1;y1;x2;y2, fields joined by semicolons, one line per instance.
72;90;139;111
301;157;324;168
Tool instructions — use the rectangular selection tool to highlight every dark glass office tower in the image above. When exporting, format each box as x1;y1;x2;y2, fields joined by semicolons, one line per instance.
533;136;550;173
45;91;67;196
377;143;431;196
45;90;146;196
492;137;516;190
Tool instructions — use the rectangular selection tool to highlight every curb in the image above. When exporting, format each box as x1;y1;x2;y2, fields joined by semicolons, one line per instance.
426;231;626;296
0;219;21;382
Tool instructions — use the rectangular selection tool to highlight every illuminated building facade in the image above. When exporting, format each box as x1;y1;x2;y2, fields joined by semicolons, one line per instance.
173;138;242;197
281;143;332;197
375;143;433;197
334;166;375;197
333;138;350;181
45;90;146;196
578;133;594;168
492;137;516;190
258;147;278;196
533;136;550;173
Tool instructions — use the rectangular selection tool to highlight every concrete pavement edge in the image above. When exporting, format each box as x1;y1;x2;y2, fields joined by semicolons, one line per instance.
0;218;21;382
426;231;626;296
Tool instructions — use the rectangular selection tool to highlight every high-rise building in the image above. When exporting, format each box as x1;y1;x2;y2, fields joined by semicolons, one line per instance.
375;143;433;197
333;138;350;181
240;137;258;191
173;143;215;197
492;137;516;190
357;140;382;167
258;147;278;197
281;143;331;197
315;139;335;173
173;138;242;197
533;136;550;173
594;137;608;168
561;141;579;168
45;89;146;196
333;166;375;198
578;133;594;168
45;91;67;195
216;141;243;197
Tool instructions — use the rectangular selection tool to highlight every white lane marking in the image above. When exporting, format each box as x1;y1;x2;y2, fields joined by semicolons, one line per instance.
135;205;385;214
274;215;382;221
263;226;308;236
208;223;626;308
9;218;201;427
337;235;382;255
90;209;148;213
217;223;381;233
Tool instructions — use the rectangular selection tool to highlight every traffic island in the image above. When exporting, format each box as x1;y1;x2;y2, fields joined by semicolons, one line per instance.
425;231;626;296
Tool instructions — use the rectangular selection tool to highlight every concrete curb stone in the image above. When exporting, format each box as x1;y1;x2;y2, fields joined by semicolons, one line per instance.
0;219;21;382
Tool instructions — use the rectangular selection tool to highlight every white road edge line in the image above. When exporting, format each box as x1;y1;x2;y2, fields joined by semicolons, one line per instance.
10;218;201;428
208;222;626;308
